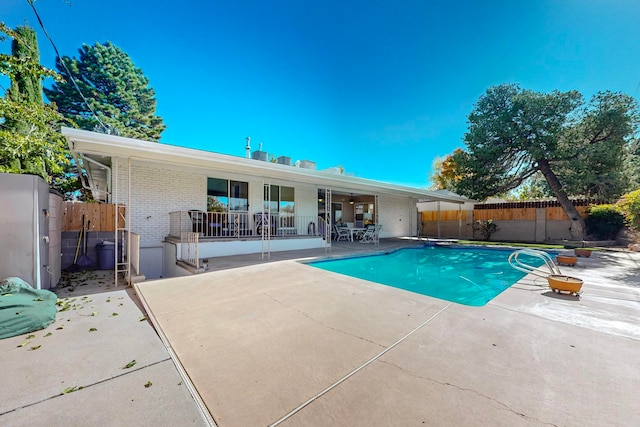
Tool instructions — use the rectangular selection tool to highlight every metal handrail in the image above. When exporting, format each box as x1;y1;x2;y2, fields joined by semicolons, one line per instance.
168;211;322;239
508;248;561;278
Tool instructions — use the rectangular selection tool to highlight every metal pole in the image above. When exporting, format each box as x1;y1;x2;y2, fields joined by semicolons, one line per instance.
374;194;379;247
458;204;462;239
437;201;441;238
127;158;131;284
267;179;271;259
113;158;118;286
326;188;332;253
261;178;266;260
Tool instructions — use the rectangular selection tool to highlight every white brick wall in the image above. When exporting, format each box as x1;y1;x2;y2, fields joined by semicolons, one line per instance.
378;194;418;238
293;182;318;219
113;158;204;245
112;158;419;244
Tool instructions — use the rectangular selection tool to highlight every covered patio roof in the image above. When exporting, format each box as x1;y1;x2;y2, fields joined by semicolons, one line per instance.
62;127;471;205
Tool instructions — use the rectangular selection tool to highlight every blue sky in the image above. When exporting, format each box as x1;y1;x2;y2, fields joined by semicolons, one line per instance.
3;0;640;188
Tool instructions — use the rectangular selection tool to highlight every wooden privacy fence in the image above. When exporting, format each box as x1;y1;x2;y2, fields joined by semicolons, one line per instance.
473;200;591;221
421;199;600;241
421;210;468;221
62;202;125;232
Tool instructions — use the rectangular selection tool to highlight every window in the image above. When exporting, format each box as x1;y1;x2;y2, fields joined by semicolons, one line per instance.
207;178;248;212
229;180;248;211
264;185;279;213
280;186;295;217
207;178;228;212
263;185;295;216
331;202;342;224
355;202;375;227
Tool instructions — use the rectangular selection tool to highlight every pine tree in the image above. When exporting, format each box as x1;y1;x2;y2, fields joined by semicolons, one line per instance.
7;26;43;104
45;41;166;141
0;24;68;183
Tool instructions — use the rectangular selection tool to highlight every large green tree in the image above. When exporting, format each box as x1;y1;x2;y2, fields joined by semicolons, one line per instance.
449;84;638;240
552;91;638;199
0;24;70;189
624;139;640;189
45;41;166;141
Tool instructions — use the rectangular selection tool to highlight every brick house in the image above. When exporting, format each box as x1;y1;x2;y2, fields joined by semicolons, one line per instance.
63;127;468;280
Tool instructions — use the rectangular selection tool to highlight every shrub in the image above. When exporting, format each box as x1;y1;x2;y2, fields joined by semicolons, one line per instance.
585;204;625;240
474;219;498;240
617;189;640;232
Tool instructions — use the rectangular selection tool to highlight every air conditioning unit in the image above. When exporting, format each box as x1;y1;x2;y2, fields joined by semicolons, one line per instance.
299;160;316;170
277;156;292;166
252;150;268;161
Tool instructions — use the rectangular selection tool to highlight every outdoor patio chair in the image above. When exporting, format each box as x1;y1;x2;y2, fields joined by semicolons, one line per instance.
334;224;350;241
353;227;367;240
254;213;275;236
226;213;252;237
360;224;382;243
357;224;374;242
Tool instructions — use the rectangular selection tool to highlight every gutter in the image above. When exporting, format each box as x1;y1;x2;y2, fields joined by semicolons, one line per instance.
62;127;471;204
81;154;112;203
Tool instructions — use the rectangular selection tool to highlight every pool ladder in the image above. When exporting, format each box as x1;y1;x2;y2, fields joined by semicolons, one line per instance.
508;249;561;278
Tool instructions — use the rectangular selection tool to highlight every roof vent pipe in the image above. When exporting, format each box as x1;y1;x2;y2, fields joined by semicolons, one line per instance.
245;137;251;159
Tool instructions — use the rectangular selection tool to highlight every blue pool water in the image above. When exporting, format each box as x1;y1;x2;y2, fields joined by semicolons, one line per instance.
308;247;544;306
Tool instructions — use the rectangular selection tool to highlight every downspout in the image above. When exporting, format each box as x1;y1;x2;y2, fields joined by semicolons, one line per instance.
81;154;112;203
70;151;92;194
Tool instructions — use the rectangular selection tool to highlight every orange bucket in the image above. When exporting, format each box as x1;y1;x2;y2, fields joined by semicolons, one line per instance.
547;274;583;295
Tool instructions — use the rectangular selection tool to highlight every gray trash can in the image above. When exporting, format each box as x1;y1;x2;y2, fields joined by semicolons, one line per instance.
95;242;115;270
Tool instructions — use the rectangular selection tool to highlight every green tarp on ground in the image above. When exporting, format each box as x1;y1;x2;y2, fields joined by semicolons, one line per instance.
0;277;57;339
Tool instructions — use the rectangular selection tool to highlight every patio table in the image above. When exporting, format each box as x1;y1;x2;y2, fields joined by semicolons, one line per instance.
348;227;366;241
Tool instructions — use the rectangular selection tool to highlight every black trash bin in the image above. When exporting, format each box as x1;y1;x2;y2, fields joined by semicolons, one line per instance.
95;241;115;270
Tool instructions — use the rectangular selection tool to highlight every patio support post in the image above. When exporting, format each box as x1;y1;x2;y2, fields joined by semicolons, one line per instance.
126;157;131;284
114;157;133;285
261;178;272;260
261;179;264;258
409;198;414;238
325;188;332;253
267;179;271;258
374;194;379;247
114;158;118;286
437;201;441;238
458;204;462;239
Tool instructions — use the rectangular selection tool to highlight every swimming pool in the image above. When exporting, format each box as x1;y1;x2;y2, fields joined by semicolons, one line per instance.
308;246;544;306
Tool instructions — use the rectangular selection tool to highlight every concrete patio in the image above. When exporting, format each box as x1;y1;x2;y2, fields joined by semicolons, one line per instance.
1;240;638;426
0;270;208;426
138;242;639;426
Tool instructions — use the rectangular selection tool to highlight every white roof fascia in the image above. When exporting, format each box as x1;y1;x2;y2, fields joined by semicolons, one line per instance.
62;127;470;204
